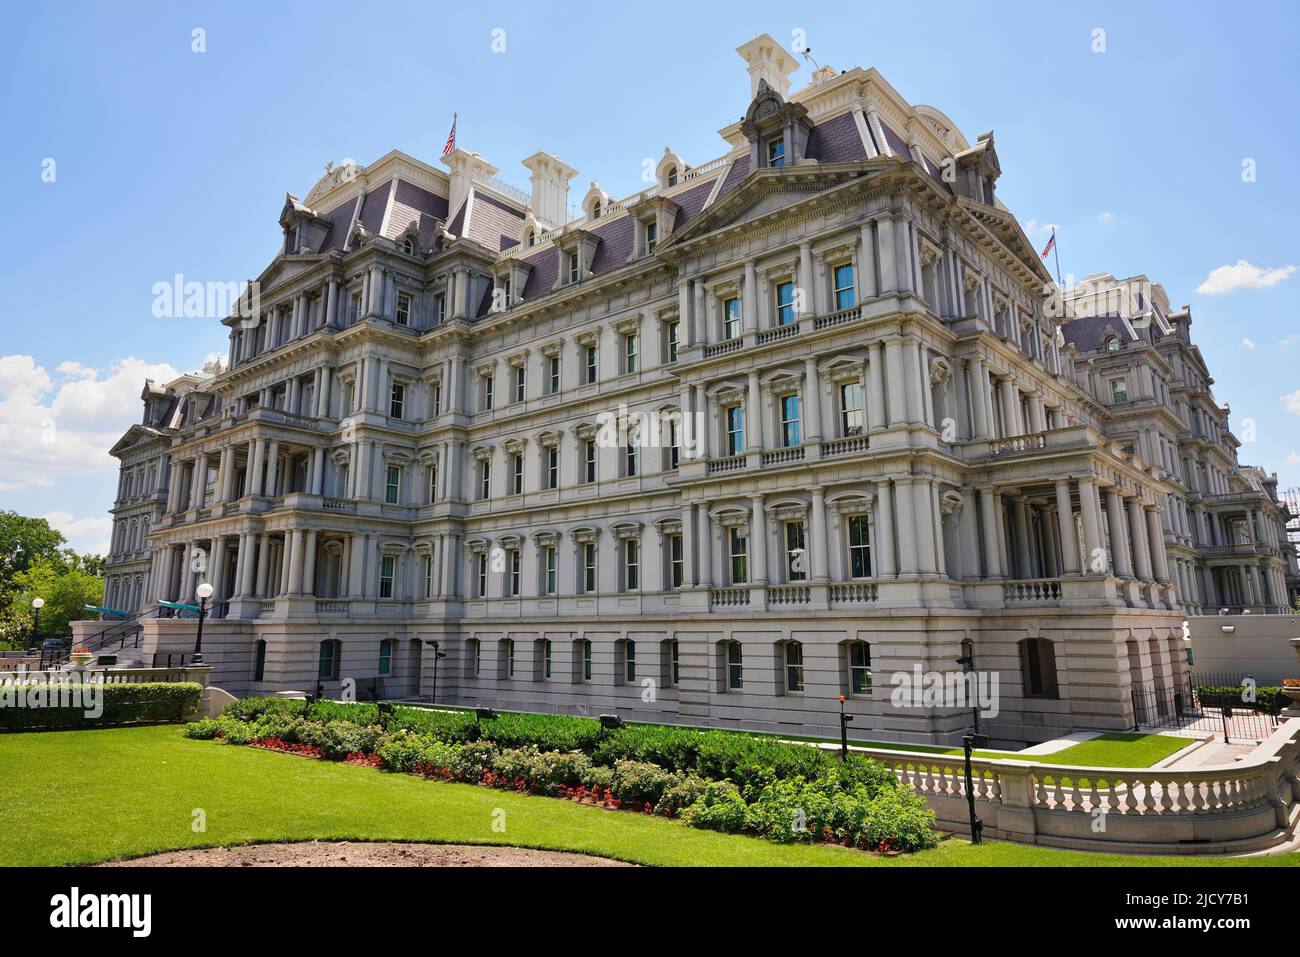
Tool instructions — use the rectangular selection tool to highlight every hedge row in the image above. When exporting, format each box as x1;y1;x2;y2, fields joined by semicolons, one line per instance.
1;682;203;731
189;698;939;853
1195;685;1289;715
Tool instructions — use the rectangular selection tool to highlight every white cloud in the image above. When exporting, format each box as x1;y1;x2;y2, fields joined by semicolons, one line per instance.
0;355;180;485
1098;211;1115;223
1287;452;1300;466
1282;335;1300;348
43;510;112;555
1284;389;1300;416
1196;260;1297;295
1242;337;1256;350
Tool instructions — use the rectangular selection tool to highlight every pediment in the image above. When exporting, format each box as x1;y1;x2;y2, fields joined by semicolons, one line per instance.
109;424;165;457
254;255;322;295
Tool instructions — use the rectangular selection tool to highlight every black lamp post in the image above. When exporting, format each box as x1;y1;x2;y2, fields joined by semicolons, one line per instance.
192;582;213;664
425;639;447;704
961;733;985;845
30;597;44;652
838;694;853;761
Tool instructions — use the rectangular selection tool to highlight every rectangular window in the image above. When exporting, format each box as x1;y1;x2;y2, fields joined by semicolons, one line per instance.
726;406;745;456
385;465;400;505
513;365;526;403
432;382;442;417
470;639;481;677
584;345;598;384
396;293;411;326
435;294;446;325
318;641;339;679
833;264;856;310
645;220;657;253
543;639;552;678
727;642;743;690
390;381;405;419
583;641;592;681
483;375;494;411
583;440;597;483
776;280;795;326
1110;378;1128;404
428;464;438;504
850;643;872;695
723;297;741;340
505;640;515;677
624;642;636;683
625;431;639;477
479;460;492;500
379;555;395;598
546;446;559;489
378;639;393;676
508;549;521;596
768;137;785;168
624;539;639;591
625;333;638;374
848;515;872;578
548;355;561;393
669;419;680;469
423;555;432;598
780;394;801;447
668;533;683;589
568;252;580;283
476;553;488;597
544;546;557;595
840;382;865;436
785;521;807;582
582;543;596;593
785;643;804;692
729;527;748;584
666;322;679;362
511;453;524;495
349;294;361;324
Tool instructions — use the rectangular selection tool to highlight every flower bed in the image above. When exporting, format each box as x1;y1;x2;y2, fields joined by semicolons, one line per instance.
183;699;939;854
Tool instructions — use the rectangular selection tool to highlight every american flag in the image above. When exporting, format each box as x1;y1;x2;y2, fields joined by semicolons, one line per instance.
1040;231;1056;259
441;114;457;157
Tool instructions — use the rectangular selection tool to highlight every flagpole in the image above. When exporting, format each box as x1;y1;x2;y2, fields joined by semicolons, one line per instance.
1051;227;1063;288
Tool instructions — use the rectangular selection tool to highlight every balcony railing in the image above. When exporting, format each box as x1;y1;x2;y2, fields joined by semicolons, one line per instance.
822;435;869;457
761;446;805;467
829;582;878;603
706;454;747;475
1003;578;1063;603
702;337;743;359
709;587;751;607
768;584;811;605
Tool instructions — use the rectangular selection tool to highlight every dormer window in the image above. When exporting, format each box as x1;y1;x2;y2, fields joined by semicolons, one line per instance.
1105;336;1120;352
666;166;678;187
525;228;535;247
568;252;580;283
645;221;657;253
591;200;602;219
396;293;411;326
767;137;785;168
402;236;416;255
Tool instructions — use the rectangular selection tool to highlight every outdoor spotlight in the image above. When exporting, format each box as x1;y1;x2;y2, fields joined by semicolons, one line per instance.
599;713;624;730
475;707;498;721
195;582;214;600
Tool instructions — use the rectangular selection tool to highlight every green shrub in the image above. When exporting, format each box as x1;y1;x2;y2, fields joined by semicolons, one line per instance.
307;700;379;726
681;780;748;833
184;718;222;739
213;716;261;744
855;786;939;852
299;720;388;759
376;731;461;773
0;681;202;731
655;774;710;817
449;742;499;782
388;707;480;743
479;712;602;751
581;764;615;791
1196;685;1287;715
611;760;681;807
222;696;307;722
592;724;707;770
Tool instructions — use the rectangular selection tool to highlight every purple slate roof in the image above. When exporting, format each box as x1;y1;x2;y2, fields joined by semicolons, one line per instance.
671;179;715;231
446;198;467;237
519;246;558;302
317;198;356;252
878;121;912;160
1061;314;1132;352
385;180;449;246
465;190;526;251
588;215;634;274
357;183;389;235
716;155;751;198
805;111;867;164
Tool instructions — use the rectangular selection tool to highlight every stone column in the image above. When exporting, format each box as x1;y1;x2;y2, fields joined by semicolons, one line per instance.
311;447;325;495
958;488;979;579
999;378;1021;437
884;339;906;426
810;488;829;582
875;481;897;577
1054;479;1081;573
682;506;698;588
236;533;254;597
746;371;762;452
249;439;266;496
1128;498;1153;581
742;260;758;333
797;241;815;317
979;487;1002;578
1146;507;1169;583
903;340;924;424
1106;489;1132;577
877;215;898;293
1012;496;1032;579
968;358;989;439
803;357;822;442
697;505;714;587
894;479;919;574
867;342;886;431
1078;478;1103;573
209;536;227;601
750;495;768;584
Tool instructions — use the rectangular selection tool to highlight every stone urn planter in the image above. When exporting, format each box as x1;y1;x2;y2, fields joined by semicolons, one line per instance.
68;648;94;667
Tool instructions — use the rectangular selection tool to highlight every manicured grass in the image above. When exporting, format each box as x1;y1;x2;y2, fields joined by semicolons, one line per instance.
1;725;1295;867
785;732;1195;768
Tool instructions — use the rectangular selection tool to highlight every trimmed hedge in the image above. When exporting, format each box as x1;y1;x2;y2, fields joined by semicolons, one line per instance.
1196;685;1288;715
2;681;202;731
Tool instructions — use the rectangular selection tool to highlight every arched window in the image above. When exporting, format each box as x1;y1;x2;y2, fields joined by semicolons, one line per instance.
1019;637;1059;698
253;639;267;683
591;199;602;219
402;236;415;255
666;166;678;187
782;640;804;693
524;228;535;247
846;641;871;695
1104;336;1120;352
318;639;341;680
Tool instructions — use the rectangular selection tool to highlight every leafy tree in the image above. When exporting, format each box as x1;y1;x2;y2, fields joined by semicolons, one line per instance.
0;511;66;609
2;556;104;646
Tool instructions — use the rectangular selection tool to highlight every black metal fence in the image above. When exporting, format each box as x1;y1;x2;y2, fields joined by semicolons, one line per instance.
1131;670;1282;742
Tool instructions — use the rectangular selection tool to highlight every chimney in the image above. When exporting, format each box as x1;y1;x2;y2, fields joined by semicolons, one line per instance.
442;149;499;223
522;151;578;228
736;33;799;99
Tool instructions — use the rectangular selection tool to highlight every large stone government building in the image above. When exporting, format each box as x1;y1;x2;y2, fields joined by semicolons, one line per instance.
96;36;1298;745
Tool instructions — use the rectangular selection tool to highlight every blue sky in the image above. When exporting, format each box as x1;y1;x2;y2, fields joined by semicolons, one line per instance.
1;0;1297;553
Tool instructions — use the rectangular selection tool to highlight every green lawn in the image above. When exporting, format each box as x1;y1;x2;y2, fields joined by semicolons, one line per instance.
1;725;1295;867
786;731;1195;768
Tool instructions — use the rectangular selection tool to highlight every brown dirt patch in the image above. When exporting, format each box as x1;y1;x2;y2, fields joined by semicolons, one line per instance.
98;841;635;867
